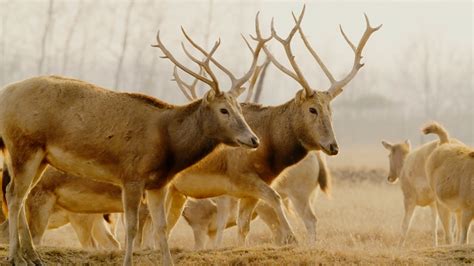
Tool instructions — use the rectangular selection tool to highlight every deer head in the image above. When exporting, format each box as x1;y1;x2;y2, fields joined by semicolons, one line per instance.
265;5;382;155
381;140;411;183
152;13;271;149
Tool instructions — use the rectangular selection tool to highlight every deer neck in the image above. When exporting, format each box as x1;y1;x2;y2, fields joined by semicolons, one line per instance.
164;100;219;176
242;101;308;177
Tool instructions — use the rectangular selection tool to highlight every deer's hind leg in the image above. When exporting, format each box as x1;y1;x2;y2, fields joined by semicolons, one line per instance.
5;147;47;265
231;175;296;245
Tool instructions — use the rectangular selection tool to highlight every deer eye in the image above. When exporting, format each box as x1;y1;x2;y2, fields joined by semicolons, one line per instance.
220;108;229;114
309;107;318;115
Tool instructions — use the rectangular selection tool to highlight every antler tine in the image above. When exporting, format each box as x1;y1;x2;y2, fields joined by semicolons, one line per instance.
245;56;270;102
269;5;312;95
327;13;382;98
180;28;222;94
152;31;218;92
173;65;204;101
180;26;242;90
229;11;272;94
292;9;336;84
173;66;195;101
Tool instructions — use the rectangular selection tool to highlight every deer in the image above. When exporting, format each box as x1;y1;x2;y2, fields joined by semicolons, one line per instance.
381;131;462;247
0;14;269;265
0;166;124;250
164;5;381;247
423;122;474;245
180;150;330;249
174;55;331;249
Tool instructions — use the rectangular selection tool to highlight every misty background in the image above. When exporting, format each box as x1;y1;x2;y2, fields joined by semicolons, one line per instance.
0;0;472;167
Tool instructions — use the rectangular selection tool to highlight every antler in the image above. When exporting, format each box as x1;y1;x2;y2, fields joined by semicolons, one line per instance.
172;66;204;101
245;56;270;102
293;10;382;98
263;5;313;96
152;31;221;94
180;12;271;96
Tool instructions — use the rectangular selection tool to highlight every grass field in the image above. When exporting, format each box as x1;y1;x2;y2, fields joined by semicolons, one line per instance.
0;167;472;265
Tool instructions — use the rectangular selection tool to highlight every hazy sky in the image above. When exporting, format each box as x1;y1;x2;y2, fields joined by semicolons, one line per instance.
1;0;472;167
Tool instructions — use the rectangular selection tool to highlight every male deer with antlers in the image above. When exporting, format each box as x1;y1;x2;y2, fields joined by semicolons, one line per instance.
165;6;381;246
173;55;331;248
0;17;269;265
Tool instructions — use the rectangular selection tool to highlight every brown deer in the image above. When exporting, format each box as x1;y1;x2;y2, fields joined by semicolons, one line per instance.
423;122;474;244
176;55;331;249
0;15;269;265
165;6;381;246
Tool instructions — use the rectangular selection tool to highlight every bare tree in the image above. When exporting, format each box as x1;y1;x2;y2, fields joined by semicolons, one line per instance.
114;0;135;89
38;0;55;74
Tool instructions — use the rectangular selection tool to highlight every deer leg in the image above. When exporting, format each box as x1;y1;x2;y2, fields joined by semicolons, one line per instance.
237;197;258;246
24;191;56;246
146;187;173;266
429;202;438;246
135;204;150;250
398;199;416;248
437;203;453;245
459;210;473;244
191;223;208;250
254;183;296;244
165;185;187;237
213;196;233;248
254;202;282;243
122;182;144;266
5;149;46;265
69;213;97;249
91;214;121;250
288;192;317;243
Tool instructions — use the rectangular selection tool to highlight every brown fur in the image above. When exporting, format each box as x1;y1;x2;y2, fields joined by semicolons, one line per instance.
167;90;339;246
316;152;331;194
0;75;257;265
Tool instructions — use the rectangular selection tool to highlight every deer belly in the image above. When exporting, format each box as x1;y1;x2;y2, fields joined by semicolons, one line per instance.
55;185;124;213
46;146;117;184
172;173;233;199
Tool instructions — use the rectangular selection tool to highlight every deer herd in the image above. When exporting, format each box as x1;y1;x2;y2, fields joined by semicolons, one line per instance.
0;5;471;266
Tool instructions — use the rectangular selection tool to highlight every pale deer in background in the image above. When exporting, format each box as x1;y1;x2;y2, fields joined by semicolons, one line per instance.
165;6;381;247
423;122;474;244
0;16;268;264
381;132;462;247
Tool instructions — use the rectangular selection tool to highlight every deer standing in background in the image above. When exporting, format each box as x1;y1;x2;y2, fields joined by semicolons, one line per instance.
0;15;268;264
165;6;381;247
381;133;462;247
423;122;473;244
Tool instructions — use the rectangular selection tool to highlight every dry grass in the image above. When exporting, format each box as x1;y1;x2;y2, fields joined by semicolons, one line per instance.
0;167;472;265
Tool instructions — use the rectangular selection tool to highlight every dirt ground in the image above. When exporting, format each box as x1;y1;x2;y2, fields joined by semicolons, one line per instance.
0;167;472;265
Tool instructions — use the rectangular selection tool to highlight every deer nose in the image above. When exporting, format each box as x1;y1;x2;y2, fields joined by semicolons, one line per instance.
250;136;260;148
329;143;339;155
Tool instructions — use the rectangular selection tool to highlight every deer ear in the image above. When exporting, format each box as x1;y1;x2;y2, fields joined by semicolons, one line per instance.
203;90;216;104
381;140;393;150
295;89;307;104
404;139;411;150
